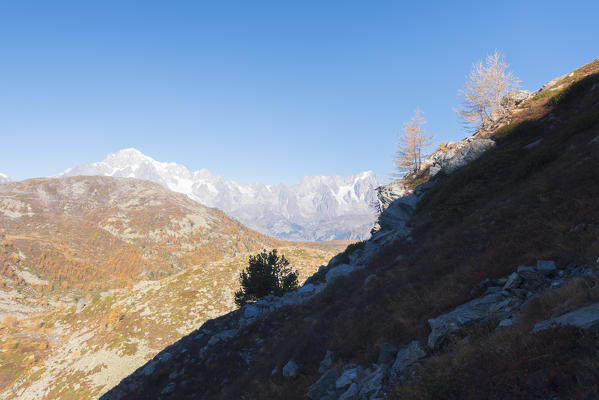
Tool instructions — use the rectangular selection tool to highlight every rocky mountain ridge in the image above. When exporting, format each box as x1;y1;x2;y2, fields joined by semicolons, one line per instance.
57;149;380;241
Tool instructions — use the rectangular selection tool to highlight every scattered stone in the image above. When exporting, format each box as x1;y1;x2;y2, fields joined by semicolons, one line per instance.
160;382;175;395
537;260;556;272
364;274;376;286
338;382;359;400
318;350;335;373
503;272;522;290
307;369;339;400
390;341;427;383
282;359;299;379
359;365;387;399
207;329;238;346
335;366;362;390
517;265;536;273
377;342;398;365
76;298;87;313
533;302;599;332
522;138;543;150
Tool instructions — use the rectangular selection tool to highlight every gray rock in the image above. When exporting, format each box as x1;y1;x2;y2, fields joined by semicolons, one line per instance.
433;139;495;174
428;292;518;349
523;138;543;150
160;382;175;395
537;260;556;272
335;366;362;390
318;350;335;373
503;272;522;290
326;264;359;283
517;265;536;273
485;286;502;294
359;365;387;399
375;192;419;234
429;165;442;177
338;382;359;400
76;298;87;313
498;318;514;328
374;179;407;212
377;342;398;365
501;90;531;108
207;329;238;346
364;274;376;286
533;302;599;332
282;359;299;379
307;369;339;400
390;341;427;382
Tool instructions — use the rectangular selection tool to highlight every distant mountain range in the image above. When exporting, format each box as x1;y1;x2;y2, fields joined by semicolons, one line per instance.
0;173;10;183
57;148;380;241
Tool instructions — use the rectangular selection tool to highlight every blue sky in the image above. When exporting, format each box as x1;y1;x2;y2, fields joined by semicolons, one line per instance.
1;1;597;184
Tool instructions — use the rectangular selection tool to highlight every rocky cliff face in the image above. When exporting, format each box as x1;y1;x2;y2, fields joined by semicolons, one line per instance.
58;150;380;241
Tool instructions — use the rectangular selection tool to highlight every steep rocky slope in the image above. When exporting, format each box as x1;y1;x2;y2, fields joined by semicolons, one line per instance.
101;58;599;399
57;149;380;241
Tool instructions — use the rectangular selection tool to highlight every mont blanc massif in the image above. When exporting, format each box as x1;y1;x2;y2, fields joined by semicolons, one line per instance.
57;148;380;242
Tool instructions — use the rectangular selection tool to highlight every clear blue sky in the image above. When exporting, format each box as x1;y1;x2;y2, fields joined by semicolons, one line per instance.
1;1;597;184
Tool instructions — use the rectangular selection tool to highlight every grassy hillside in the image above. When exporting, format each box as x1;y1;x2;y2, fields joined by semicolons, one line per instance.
0;246;343;399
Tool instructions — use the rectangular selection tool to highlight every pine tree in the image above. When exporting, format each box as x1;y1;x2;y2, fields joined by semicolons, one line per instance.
234;249;298;307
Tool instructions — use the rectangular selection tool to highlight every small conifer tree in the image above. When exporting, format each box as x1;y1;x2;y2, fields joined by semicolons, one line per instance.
234;249;299;307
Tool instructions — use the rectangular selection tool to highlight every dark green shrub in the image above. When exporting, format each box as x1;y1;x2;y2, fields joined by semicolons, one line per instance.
234;249;298;307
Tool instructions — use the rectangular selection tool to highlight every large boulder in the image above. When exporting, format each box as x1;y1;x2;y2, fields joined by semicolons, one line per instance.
501;90;531;109
428;292;519;349
431;139;495;174
374;179;407;212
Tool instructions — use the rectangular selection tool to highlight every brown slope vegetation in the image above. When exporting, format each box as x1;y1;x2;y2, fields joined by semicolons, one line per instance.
0;247;342;400
0;176;283;299
100;58;599;399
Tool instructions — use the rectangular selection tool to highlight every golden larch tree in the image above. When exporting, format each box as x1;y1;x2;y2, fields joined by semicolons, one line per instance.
393;109;434;179
456;50;520;130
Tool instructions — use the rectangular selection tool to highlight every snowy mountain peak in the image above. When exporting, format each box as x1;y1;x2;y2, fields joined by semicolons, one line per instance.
58;149;381;241
0;173;10;183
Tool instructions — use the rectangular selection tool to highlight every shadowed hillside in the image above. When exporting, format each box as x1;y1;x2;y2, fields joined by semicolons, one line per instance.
99;58;599;399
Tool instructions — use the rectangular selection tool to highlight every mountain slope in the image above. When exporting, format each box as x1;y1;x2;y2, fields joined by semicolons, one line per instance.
57;150;380;241
0;176;282;302
0;176;347;399
0;247;342;400
99;58;599;399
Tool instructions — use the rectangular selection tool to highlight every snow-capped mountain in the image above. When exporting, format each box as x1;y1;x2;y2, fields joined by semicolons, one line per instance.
57;148;381;241
0;173;11;184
